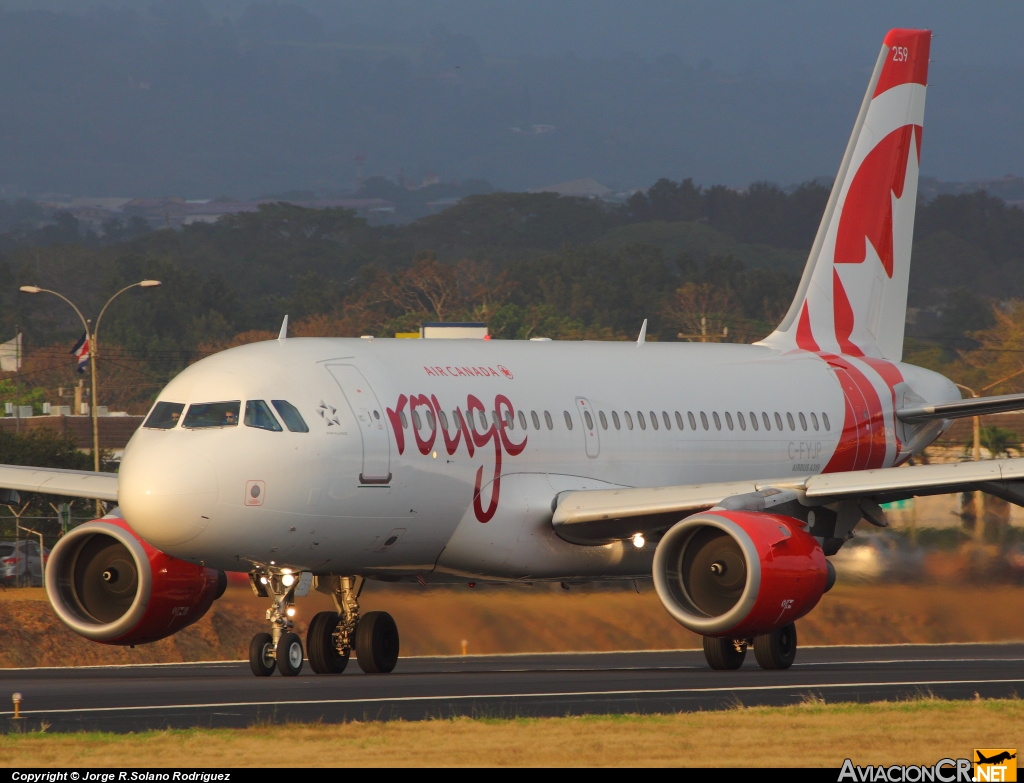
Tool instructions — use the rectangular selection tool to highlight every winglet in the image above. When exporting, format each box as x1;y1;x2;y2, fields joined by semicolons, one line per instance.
636;319;648;347
278;315;289;341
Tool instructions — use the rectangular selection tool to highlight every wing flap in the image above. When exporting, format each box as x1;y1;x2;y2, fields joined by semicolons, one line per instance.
0;465;119;502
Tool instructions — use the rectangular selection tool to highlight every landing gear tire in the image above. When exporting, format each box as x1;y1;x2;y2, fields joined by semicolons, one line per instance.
355;611;399;674
249;632;276;677
703;635;746;670
277;631;304;676
307;611;349;674
753;623;797;670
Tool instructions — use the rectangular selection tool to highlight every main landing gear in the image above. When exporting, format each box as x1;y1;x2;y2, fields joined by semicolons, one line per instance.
702;623;798;671
307;576;400;675
246;571;400;677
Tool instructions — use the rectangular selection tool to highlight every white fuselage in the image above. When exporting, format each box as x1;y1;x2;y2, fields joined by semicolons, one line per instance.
116;337;958;581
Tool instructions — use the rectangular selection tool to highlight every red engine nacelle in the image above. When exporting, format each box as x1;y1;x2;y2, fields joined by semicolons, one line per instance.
652;511;830;638
45;518;226;645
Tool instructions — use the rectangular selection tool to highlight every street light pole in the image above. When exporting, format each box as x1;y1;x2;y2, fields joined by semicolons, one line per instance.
955;365;1024;545
19;280;161;514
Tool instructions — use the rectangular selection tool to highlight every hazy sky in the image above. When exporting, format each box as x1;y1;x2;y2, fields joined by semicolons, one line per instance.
4;1;1024;196
329;0;1024;68
13;0;1024;68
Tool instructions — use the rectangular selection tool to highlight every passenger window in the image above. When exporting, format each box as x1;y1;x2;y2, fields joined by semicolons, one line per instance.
271;400;310;432
564;411;574;430
625;411;634;430
245;400;283;432
749;412;758;431
584;410;594;430
712;412;721;431
737;412;746;431
400;411;408;429
787;412;796;431
612;411;621;429
637;411;647;430
700;412;709;430
518;411;527;430
688;412;697;430
532;411;541;430
544;411;554;430
650;411;658;430
675;411;684;430
491;411;500;428
799;412;807;431
439;410;450;430
454;411;462;430
144;401;185;429
505;411;514;429
763;412;771;431
478;411;488;430
823;412;831;431
811;412;819;431
412;411;422;430
661;411;670;430
774;412;784;430
183;401;241;429
725;412;734;431
599;411;608;430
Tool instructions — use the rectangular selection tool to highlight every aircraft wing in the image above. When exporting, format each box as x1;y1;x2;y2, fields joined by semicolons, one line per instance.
0;465;119;503
552;458;1024;545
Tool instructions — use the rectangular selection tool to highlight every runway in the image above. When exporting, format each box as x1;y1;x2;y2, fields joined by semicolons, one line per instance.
1;643;1021;733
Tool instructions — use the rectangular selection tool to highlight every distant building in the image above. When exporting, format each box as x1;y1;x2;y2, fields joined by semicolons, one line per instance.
181;199;395;226
530;178;612;199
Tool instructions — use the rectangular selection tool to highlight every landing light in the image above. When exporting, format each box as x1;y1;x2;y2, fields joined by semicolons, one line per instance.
282;573;295;587
632;533;645;549
286;607;296;617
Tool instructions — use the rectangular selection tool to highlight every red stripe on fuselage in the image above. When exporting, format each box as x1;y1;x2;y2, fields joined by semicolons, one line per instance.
819;353;888;471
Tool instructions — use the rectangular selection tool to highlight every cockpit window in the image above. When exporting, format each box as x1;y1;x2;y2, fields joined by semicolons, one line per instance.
245;400;283;432
271;400;309;433
182;401;241;429
144;401;185;429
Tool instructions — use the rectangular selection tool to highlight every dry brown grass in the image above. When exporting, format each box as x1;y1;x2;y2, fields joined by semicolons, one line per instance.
1;573;1022;667
1;699;1019;767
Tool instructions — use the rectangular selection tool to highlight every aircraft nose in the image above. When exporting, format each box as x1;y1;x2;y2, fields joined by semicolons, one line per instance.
117;445;218;549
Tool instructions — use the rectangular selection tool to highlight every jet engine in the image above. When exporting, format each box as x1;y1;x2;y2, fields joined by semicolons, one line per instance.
652;511;831;638
45;518;226;646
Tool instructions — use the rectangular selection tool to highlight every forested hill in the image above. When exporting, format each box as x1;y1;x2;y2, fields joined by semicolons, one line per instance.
0;179;1022;412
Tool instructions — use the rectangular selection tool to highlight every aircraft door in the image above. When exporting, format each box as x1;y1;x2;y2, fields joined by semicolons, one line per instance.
326;364;392;484
575;397;600;458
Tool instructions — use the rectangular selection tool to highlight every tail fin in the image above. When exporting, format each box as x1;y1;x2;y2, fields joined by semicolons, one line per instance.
760;29;931;361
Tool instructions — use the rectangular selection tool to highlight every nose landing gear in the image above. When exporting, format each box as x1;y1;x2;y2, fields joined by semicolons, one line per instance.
247;568;304;677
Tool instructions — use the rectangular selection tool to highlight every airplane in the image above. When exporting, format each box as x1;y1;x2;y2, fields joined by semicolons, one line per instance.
5;27;1024;677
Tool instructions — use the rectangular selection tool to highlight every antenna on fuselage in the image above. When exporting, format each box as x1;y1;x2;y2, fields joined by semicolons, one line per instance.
636;319;648;346
278;314;289;341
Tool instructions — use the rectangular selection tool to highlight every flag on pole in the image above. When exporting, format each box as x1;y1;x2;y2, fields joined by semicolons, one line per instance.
0;333;22;372
70;333;89;373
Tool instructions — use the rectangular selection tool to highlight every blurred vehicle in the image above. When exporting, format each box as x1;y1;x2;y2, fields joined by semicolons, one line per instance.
1005;542;1024;583
0;540;49;587
829;536;925;583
